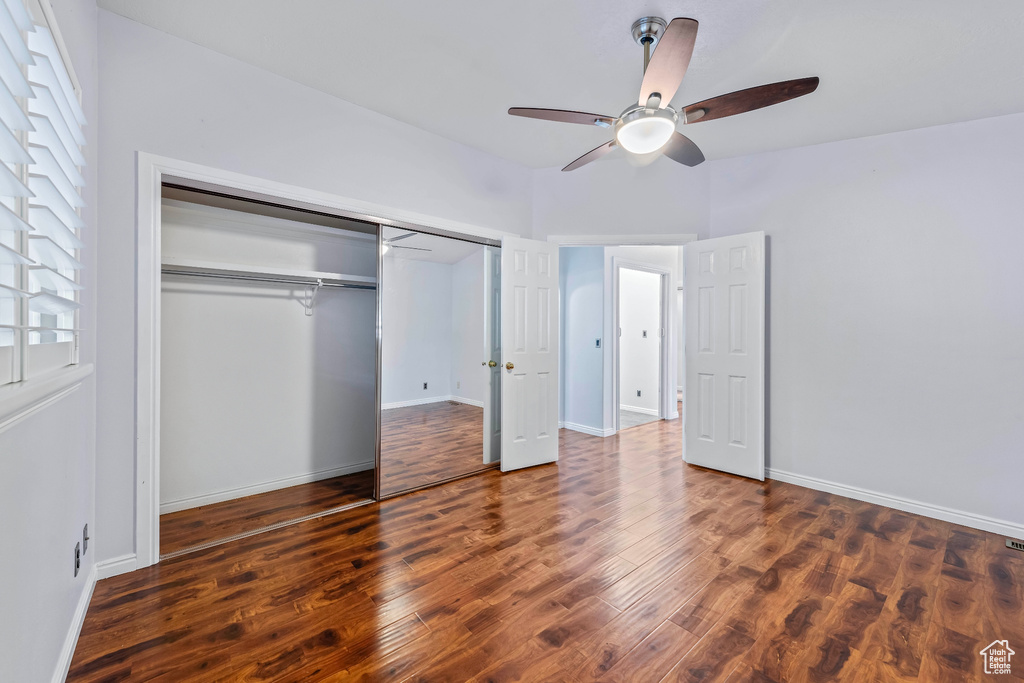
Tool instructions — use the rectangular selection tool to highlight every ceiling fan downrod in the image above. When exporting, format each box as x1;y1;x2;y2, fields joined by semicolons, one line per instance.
631;16;667;74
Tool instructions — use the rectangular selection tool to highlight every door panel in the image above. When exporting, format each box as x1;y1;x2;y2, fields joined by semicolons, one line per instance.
501;236;559;471
684;231;765;480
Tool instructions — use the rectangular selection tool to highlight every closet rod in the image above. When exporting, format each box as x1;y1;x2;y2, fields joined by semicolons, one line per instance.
161;268;376;290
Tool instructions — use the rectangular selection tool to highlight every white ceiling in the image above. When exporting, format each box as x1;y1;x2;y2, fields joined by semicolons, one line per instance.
383;227;482;264
98;1;1024;169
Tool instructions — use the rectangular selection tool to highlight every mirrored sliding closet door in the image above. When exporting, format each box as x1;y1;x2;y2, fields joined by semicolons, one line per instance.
378;227;501;497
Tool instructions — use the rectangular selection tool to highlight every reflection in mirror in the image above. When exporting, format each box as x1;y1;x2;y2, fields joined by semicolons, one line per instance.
379;227;500;496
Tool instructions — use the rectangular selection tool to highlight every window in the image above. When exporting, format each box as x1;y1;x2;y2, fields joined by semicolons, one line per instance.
0;0;85;386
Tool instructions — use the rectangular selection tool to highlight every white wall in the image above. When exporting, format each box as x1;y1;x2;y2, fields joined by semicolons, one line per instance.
160;201;376;511
450;248;486;405
559;247;605;432
708;111;1024;533
96;11;532;563
618;268;662;414
531;158;711;240
382;249;489;409
381;258;453;406
0;1;100;682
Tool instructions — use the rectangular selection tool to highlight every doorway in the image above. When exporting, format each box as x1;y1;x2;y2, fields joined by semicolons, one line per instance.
614;262;671;431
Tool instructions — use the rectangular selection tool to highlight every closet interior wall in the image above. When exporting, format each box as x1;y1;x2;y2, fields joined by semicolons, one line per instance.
158;189;377;538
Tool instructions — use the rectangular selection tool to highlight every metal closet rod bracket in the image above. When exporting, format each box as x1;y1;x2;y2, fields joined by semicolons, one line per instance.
303;278;323;316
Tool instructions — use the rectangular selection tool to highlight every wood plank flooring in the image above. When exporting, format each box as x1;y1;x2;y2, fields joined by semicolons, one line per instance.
380;401;491;496
159;470;374;556
71;412;1023;681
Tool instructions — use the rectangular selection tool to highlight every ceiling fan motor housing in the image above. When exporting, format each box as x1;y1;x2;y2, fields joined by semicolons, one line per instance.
631;16;667;48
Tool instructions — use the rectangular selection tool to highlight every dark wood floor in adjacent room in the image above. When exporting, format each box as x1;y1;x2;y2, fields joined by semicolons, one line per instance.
159;470;375;557
380;400;491;496
71;413;1023;681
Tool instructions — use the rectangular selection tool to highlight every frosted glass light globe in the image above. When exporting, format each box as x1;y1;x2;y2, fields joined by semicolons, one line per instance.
615;106;678;154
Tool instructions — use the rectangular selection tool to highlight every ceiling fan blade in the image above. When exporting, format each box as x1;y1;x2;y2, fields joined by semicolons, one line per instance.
683;77;820;124
638;18;698;107
391;245;432;252
662;131;705;167
387;232;419;243
508;107;616;127
562;140;616;172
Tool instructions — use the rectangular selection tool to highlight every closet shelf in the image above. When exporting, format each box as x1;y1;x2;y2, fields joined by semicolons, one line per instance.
160;257;377;289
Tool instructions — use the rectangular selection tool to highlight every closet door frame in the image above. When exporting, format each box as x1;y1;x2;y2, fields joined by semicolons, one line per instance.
134;153;506;572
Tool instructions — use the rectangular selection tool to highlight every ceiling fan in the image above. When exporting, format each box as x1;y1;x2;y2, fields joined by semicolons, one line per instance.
509;17;819;171
382;232;432;254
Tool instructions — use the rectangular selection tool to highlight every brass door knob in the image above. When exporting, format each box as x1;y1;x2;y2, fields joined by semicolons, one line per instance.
505;362;514;370
488;360;498;367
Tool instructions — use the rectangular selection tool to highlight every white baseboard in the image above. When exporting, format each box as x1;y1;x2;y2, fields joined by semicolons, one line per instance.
620;404;660;416
382;395;484;410
381;395;451;409
767;467;1024;539
676;385;683;393
52;563;96;683
96;553;138;579
558;420;565;429
563;421;616;438
160;460;375;514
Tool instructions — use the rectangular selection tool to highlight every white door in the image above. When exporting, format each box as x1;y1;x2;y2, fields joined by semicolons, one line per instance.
683;231;765;480
482;246;501;464
500;236;559;472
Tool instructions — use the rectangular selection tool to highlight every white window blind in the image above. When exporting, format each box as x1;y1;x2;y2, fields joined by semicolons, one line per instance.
0;0;85;386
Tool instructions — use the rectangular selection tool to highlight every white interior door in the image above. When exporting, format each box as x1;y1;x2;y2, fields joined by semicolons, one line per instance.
483;246;501;464
500;236;559;472
684;231;765;480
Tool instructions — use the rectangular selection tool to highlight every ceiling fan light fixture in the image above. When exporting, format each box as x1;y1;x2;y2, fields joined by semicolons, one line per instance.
615;106;677;155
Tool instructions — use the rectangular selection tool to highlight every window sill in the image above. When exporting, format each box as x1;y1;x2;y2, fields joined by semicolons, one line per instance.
0;363;94;436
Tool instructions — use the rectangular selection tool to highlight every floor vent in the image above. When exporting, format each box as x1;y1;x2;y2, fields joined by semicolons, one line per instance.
1007;539;1024;552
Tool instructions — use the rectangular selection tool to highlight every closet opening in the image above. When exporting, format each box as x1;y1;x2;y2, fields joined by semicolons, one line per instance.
158;185;379;558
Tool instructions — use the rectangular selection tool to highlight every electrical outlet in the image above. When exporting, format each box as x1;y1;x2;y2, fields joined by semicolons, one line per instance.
1008;538;1024;552
83;524;89;554
456;381;460;389
595;338;601;348
423;382;428;390
642;330;647;338
636;390;642;397
74;542;80;577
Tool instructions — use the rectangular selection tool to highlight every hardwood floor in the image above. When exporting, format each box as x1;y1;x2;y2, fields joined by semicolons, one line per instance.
380;400;491;496
160;470;374;557
71;413;1023;681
